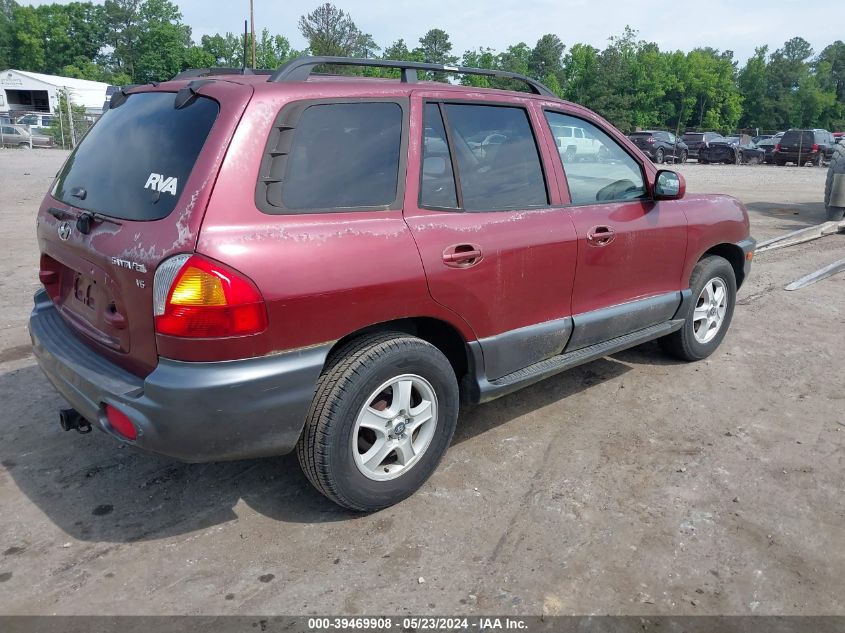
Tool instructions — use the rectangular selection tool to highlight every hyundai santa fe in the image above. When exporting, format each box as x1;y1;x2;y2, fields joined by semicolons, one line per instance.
30;56;756;511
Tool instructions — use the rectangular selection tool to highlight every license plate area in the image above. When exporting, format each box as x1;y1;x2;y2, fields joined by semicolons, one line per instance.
72;272;98;312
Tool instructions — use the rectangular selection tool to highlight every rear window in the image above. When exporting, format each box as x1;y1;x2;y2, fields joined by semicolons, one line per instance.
782;130;814;145
630;132;652;138
51;91;219;221
683;133;704;142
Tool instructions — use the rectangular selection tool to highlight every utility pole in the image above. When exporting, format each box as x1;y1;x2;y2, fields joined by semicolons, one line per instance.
250;0;256;69
65;87;76;148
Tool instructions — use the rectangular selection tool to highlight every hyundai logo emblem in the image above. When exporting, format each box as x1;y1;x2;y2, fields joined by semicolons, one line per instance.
58;221;72;241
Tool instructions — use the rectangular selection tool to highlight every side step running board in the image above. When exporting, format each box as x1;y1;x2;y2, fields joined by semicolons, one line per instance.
475;319;685;403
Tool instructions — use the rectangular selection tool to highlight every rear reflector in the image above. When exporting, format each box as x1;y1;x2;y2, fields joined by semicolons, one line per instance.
154;254;268;338
104;404;137;440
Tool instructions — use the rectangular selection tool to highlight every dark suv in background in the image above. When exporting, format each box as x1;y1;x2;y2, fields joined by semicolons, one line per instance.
682;131;724;161
628;130;688;163
774;129;837;166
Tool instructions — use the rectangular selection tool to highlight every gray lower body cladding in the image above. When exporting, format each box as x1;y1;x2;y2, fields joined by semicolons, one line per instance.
29;290;330;462
466;291;687;403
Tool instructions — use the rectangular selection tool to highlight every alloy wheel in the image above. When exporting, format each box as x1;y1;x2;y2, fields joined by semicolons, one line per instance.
352;374;438;481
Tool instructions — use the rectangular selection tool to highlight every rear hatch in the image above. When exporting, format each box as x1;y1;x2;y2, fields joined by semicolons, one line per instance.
780;130;814;152
629;132;655;150
682;133;705;149
36;82;253;376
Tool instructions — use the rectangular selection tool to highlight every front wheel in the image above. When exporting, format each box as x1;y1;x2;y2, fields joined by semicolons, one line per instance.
660;256;737;361
655;148;665;164
297;332;459;512
678;150;688;164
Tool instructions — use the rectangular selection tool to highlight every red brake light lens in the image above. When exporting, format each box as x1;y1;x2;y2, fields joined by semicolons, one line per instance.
105;404;137;440
154;255;268;338
646;137;655;144
812;143;819;151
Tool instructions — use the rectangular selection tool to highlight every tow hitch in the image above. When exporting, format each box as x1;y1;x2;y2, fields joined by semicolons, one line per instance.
59;408;92;434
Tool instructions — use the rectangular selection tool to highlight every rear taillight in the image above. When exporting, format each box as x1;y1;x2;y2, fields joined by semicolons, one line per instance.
775;143;781;152
646;137;655;144
153;254;268;338
812;143;819;151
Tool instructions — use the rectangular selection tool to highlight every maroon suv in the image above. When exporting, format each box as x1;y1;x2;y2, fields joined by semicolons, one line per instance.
30;57;755;511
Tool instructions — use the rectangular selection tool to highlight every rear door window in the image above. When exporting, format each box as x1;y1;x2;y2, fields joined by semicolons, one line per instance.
420;103;458;209
51;91;219;221
440;103;548;211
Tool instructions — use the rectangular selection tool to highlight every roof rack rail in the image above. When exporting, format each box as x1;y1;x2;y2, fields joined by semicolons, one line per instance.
171;67;273;80
266;56;556;97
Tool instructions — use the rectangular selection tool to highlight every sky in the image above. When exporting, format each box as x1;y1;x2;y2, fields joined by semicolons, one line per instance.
25;0;845;65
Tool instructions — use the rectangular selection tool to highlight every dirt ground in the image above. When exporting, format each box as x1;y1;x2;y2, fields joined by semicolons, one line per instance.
0;150;842;616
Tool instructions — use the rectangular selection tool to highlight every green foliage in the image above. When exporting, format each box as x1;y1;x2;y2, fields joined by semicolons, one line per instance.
298;3;377;58
46;89;89;148
1;1;842;133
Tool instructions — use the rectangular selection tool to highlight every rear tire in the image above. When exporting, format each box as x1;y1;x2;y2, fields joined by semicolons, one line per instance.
660;256;737;362
297;332;459;512
679;150;688;164
656;148;665;164
825;145;845;221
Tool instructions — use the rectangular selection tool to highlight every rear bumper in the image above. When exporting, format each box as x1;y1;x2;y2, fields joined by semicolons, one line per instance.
29;290;330;462
774;150;821;163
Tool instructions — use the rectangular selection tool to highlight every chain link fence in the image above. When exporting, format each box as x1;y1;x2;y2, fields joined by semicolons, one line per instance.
1;88;103;151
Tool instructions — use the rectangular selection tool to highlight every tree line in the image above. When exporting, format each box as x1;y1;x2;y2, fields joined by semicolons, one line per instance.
1;0;843;133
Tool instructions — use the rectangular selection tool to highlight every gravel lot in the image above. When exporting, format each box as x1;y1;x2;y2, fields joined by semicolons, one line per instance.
0;150;842;616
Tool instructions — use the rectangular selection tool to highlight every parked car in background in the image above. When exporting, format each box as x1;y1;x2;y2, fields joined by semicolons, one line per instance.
28;55;755;511
682;131;724;161
737;142;766;164
752;134;773;144
550;123;606;161
834;132;844;145
755;137;778;163
14;113;55;131
774;129;837;166
628;130;688;163
1;124;54;148
698;138;741;164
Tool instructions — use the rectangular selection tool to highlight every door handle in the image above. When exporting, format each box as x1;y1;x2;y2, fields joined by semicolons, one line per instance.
442;244;483;268
587;225;616;247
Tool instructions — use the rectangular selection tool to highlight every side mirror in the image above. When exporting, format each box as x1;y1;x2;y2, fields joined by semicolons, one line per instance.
654;170;685;200
423;156;447;177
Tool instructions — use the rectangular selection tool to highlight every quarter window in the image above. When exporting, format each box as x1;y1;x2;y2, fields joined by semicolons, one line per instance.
440;103;548;211
545;111;647;205
279;102;403;211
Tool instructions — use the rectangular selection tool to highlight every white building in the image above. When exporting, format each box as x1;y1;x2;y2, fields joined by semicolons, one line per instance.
0;69;110;116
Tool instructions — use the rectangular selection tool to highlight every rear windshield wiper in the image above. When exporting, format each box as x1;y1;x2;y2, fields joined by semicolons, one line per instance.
49;206;123;234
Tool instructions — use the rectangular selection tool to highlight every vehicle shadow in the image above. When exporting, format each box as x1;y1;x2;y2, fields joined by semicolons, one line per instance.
0;353;635;542
744;200;829;230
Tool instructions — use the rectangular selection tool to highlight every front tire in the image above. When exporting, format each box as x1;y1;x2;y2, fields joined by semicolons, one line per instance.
678;150;688;164
660;256;737;361
656;148;665;164
297;332;459;512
